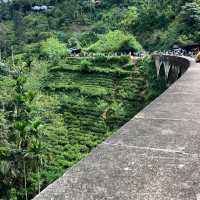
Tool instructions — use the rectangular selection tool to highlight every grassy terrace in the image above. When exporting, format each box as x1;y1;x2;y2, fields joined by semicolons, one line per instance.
28;56;151;192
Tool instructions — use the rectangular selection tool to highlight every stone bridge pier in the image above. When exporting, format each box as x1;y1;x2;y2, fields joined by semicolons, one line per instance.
33;55;200;200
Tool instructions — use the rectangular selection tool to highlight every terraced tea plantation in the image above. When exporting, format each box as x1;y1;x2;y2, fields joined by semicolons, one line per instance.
26;56;160;196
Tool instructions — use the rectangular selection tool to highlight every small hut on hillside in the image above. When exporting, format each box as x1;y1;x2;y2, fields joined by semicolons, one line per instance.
91;0;102;7
32;5;53;12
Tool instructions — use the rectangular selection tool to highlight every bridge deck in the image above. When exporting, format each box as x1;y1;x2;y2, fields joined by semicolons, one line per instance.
33;58;200;200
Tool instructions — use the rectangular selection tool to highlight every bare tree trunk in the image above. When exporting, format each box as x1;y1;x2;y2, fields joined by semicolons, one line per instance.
23;159;28;200
2;102;5;112
38;167;41;194
11;46;15;67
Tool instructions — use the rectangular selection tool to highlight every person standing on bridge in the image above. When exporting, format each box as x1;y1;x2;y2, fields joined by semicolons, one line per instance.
195;51;200;63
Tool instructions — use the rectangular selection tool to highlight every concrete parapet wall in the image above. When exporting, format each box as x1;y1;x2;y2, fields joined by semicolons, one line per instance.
152;55;190;85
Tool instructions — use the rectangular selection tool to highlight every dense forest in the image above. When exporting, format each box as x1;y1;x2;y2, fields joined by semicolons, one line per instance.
0;0;200;199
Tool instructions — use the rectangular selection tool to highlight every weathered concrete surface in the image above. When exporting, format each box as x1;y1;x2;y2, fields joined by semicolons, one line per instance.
33;57;200;200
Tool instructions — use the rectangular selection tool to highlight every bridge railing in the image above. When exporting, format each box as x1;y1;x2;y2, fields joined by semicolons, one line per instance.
152;54;190;86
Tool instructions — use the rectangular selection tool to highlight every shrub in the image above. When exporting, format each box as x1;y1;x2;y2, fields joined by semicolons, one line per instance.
68;37;81;49
91;21;109;34
40;37;69;60
107;55;130;65
78;31;98;47
92;55;108;65
80;60;92;73
92;55;130;66
88;30;143;53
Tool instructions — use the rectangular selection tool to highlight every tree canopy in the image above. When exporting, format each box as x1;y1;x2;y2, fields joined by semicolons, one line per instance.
88;30;143;53
0;0;199;199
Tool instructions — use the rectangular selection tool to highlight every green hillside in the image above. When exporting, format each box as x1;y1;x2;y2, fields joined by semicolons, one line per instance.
29;55;162;197
1;0;200;56
0;0;199;199
0;54;163;199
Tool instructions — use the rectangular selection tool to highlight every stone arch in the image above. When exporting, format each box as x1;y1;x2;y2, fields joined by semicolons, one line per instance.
158;63;167;90
163;60;171;78
167;65;175;85
177;67;182;80
155;57;162;76
158;63;166;79
167;65;181;85
166;64;172;80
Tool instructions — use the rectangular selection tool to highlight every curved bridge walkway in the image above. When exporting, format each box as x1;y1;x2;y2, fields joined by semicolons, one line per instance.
33;56;200;200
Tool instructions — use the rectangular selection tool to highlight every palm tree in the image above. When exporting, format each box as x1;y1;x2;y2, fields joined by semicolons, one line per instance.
13;76;35;200
0;160;12;199
29;140;45;194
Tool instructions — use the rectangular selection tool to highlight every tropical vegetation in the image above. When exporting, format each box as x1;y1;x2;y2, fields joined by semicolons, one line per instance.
0;0;199;199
